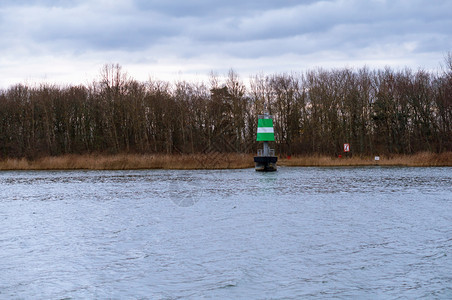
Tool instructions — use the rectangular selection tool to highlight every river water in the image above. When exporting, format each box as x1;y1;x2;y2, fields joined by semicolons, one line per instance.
0;167;451;299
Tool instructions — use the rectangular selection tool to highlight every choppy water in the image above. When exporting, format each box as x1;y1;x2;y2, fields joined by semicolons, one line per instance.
0;167;451;299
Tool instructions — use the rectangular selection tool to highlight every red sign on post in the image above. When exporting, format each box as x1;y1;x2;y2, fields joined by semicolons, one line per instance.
344;143;350;152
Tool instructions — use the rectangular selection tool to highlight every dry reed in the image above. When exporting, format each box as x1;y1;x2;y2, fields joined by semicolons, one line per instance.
0;152;450;170
0;153;255;170
279;152;452;167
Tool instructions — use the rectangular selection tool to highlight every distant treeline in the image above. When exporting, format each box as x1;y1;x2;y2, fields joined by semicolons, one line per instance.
0;61;451;159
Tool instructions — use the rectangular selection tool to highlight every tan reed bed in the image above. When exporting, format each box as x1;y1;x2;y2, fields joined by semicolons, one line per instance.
0;152;450;170
0;153;255;170
279;152;452;167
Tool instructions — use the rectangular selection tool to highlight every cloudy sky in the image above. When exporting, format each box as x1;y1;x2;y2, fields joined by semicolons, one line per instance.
0;0;451;87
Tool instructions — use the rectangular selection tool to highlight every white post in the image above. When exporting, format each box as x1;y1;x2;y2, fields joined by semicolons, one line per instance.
263;141;269;156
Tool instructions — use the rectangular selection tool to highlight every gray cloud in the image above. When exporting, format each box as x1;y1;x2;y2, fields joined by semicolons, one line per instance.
0;0;450;87
132;0;314;18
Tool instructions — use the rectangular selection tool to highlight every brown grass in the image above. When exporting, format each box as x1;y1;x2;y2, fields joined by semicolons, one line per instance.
0;152;450;170
279;152;452;167
0;153;254;170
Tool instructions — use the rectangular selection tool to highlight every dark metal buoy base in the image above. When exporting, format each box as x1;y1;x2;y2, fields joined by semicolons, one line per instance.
254;156;278;172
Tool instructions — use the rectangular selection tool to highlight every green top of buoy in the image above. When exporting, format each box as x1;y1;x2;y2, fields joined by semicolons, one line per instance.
257;116;275;141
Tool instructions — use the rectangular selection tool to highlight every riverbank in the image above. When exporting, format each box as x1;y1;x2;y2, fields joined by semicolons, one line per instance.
279;152;452;167
0;153;252;170
0;152;450;170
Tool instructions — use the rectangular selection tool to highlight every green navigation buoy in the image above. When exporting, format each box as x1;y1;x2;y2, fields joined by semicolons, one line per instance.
254;112;277;171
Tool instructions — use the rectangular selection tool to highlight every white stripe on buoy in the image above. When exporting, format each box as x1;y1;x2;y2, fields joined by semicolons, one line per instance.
257;127;274;133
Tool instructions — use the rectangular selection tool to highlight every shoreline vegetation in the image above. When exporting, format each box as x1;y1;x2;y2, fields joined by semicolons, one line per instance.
1;61;451;162
0;152;450;170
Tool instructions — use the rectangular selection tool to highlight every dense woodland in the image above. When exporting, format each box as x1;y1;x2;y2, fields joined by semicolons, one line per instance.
0;59;451;159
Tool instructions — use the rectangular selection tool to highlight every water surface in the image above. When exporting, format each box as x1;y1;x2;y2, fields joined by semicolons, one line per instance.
1;167;451;299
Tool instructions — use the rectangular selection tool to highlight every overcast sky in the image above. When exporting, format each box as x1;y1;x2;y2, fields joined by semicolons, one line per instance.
1;0;451;87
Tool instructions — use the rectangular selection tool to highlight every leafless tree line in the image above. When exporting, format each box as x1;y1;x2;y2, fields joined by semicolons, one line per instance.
0;61;451;159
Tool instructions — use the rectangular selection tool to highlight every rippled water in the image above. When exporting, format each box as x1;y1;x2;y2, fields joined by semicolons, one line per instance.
1;167;451;299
